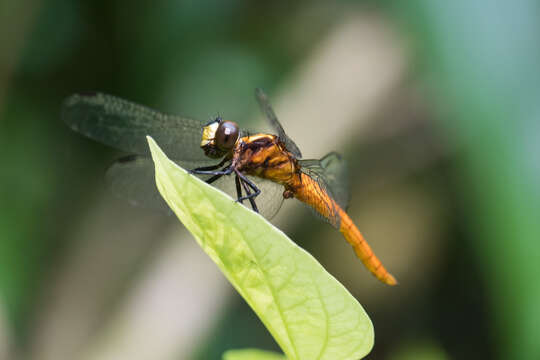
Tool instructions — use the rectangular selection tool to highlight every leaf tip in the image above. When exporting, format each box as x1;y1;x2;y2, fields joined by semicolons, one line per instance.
146;135;161;161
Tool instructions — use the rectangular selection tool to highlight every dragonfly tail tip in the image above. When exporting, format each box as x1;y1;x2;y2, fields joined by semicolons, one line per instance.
385;274;398;286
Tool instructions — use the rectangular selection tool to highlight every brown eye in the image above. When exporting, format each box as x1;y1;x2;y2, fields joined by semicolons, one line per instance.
215;121;239;150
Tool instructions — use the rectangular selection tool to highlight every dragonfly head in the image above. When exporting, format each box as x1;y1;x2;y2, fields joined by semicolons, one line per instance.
200;117;239;158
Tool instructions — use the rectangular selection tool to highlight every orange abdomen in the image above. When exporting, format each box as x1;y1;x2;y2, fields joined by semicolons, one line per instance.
338;209;397;285
289;173;397;286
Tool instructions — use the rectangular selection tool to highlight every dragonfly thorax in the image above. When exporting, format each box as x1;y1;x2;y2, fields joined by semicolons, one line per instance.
233;134;299;185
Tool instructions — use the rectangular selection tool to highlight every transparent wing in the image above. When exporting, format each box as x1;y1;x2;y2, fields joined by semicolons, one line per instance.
62;92;209;161
106;156;284;219
298;171;343;229
299;152;350;212
255;88;302;158
105;155;175;214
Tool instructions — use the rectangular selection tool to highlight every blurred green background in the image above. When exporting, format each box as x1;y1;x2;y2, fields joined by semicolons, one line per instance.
1;1;539;359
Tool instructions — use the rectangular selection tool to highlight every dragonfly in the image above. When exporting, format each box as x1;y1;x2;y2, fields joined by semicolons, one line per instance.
62;89;397;285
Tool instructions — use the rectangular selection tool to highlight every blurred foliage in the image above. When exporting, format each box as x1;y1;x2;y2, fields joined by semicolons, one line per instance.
388;340;449;360
223;348;286;360
389;1;540;359
0;1;539;360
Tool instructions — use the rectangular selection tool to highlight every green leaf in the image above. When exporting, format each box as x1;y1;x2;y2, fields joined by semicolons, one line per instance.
223;348;287;360
147;137;373;360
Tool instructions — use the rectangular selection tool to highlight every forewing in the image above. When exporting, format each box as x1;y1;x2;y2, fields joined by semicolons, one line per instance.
299;152;350;211
62;92;209;161
255;88;302;158
106;156;284;219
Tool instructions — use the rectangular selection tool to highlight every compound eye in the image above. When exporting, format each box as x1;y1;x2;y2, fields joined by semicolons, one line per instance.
215;121;239;150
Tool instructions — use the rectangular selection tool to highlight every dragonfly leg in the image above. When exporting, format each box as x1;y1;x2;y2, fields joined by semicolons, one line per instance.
235;175;244;204
191;165;232;185
206;173;223;184
239;177;259;212
189;158;229;173
234;170;261;211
